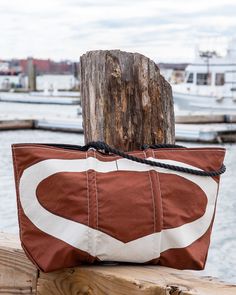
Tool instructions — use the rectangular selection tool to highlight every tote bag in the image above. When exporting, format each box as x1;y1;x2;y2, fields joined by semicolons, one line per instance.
12;141;226;272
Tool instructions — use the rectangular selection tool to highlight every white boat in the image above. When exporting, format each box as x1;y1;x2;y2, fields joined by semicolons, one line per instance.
173;39;236;112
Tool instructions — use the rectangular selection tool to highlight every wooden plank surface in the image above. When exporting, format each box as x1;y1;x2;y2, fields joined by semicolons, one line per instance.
1;233;236;295
37;265;236;295
0;233;38;294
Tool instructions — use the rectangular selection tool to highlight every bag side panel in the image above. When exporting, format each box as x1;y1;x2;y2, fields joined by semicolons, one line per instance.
12;145;97;272
154;148;225;270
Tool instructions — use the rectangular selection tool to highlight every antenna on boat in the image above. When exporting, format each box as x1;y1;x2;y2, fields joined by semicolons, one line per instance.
199;51;215;74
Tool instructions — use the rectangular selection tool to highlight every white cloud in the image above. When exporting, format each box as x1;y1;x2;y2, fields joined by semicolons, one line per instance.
0;0;235;62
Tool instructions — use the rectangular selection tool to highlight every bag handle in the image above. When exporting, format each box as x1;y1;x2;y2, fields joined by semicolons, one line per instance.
81;141;226;177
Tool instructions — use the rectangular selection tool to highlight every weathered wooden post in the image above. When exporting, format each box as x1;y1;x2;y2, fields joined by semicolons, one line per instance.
80;50;175;150
27;57;37;92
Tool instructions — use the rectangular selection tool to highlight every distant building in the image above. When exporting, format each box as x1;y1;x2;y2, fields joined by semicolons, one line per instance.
0;60;21;75
0;58;80;76
19;58;78;75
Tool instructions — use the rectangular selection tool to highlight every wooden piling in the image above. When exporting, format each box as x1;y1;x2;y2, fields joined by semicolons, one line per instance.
80;50;175;151
27;58;37;92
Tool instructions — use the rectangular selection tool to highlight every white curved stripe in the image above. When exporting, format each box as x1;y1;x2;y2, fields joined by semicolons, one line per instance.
19;157;218;262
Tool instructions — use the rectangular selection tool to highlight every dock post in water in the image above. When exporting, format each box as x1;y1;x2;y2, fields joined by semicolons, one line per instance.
80;50;175;150
27;57;37;92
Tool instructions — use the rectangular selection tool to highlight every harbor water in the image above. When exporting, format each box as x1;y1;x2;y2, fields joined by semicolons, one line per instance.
0;102;235;284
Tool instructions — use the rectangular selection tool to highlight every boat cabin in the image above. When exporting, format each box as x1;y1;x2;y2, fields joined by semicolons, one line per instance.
174;51;236;99
172;41;236;111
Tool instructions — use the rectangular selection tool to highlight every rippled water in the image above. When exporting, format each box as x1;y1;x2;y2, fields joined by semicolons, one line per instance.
0;102;235;284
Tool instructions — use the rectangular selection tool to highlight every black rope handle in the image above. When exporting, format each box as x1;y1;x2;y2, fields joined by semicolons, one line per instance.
82;141;226;177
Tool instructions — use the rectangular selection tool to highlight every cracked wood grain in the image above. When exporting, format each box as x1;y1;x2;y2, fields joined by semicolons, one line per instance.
80;50;175;151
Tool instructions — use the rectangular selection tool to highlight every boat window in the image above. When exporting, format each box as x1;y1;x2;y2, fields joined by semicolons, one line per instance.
215;73;225;86
196;73;211;85
186;73;193;83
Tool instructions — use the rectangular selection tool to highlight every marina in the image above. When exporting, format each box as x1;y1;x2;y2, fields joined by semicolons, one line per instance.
0;68;236;285
1;117;236;143
172;40;236;112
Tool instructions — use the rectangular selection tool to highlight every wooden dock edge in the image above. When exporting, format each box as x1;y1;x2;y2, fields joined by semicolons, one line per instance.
0;119;84;133
1;233;235;295
0;119;34;130
175;114;236;124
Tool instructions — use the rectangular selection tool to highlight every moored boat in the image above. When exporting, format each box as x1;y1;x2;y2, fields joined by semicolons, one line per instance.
173;39;236;112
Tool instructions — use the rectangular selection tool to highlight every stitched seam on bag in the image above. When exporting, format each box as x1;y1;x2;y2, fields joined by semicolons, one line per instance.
154;149;165;230
12;146;41;261
152;149;163;233
86;151;91;257
151;149;162;259
12;148;35;269
12;146;225;171
143;150;156;260
13;146;225;178
12;146;226;154
143;150;156;233
12;147;21;229
12;146;225;170
12;148;19;186
93;151;99;259
93;151;99;230
154;150;225;171
153;150;225;154
12;146;148;157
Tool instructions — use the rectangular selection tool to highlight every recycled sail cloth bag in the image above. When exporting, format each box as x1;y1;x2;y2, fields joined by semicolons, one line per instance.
12;141;226;272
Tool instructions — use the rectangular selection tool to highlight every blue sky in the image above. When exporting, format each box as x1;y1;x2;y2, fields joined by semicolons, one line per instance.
0;0;236;62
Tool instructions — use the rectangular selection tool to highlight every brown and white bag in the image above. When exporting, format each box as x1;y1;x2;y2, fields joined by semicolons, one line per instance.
12;141;226;272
